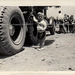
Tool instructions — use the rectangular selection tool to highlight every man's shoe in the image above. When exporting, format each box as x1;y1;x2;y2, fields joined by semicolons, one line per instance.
32;45;40;49
37;47;44;51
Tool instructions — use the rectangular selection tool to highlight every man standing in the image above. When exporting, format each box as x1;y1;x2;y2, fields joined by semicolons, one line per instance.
58;11;64;20
57;11;67;33
33;12;47;50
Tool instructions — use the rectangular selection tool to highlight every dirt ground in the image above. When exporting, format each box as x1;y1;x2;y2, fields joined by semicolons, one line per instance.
0;32;75;71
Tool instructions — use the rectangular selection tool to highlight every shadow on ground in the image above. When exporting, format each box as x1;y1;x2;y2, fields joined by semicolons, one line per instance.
45;40;55;46
0;48;25;59
0;39;55;58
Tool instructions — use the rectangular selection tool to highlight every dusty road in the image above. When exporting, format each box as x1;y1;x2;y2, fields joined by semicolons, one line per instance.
0;32;75;71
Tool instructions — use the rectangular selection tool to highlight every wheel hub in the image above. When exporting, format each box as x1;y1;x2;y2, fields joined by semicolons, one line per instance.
9;25;15;36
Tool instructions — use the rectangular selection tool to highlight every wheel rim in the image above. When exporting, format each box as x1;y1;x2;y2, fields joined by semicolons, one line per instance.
9;14;24;45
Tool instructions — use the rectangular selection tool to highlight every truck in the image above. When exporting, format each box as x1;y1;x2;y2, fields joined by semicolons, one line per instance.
0;6;56;55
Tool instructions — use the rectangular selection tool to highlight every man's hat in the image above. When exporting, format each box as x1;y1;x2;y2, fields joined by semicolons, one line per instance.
37;12;44;16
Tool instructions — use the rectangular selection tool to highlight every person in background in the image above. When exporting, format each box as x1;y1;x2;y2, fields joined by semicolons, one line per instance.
33;12;47;50
64;14;70;33
69;15;75;33
57;11;67;33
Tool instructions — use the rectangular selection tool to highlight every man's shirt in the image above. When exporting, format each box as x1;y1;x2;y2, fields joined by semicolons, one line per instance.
58;13;64;20
37;20;47;31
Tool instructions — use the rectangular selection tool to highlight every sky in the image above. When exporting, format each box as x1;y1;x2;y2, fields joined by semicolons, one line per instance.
47;6;75;19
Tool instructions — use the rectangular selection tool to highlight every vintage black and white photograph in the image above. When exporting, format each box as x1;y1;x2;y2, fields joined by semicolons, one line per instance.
0;0;75;73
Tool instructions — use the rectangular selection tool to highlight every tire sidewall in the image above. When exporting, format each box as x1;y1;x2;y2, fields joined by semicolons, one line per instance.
4;7;26;51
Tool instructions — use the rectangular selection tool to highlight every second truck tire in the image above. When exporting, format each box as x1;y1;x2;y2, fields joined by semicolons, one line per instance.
49;17;55;35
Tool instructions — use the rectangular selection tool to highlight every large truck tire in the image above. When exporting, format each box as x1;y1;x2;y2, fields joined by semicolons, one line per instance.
26;23;38;45
49;17;55;35
0;6;26;55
